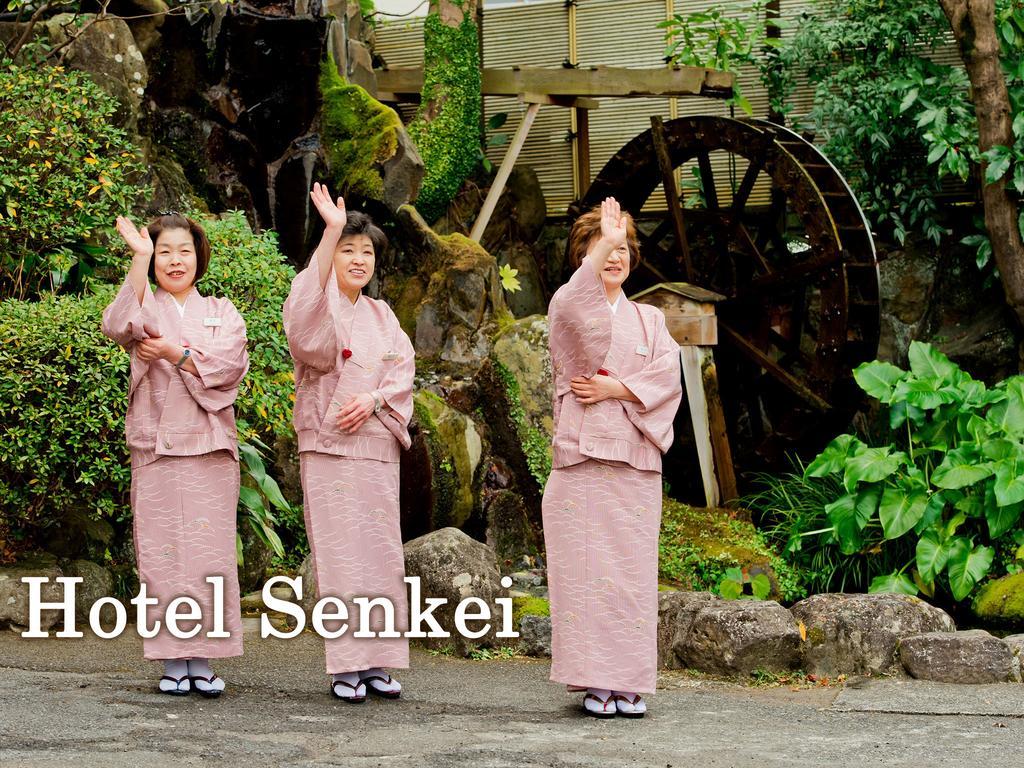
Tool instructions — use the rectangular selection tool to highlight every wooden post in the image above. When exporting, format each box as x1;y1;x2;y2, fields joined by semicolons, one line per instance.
576;105;591;195
470;100;541;242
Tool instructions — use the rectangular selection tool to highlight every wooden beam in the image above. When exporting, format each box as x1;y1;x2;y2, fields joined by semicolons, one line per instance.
520;93;600;109
470;101;541;242
375;66;735;100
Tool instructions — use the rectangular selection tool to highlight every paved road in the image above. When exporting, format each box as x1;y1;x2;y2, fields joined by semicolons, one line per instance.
1;625;1022;767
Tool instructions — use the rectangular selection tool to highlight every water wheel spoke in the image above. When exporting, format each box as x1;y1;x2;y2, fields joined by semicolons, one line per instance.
729;249;843;301
730;158;764;216
735;221;773;274
696;151;719;210
719;322;831;412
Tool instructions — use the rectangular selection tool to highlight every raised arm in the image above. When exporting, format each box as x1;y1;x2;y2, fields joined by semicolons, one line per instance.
101;216;163;347
309;181;347;290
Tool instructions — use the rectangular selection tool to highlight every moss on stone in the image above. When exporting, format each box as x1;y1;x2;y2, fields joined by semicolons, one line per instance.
319;58;401;201
972;572;1024;624
493;359;552;491
415;390;479;529
413;392;460;530
659;498;805;602
511;595;550;629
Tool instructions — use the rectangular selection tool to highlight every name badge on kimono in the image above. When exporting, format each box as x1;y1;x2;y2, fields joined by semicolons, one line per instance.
203;317;222;327
635;344;649;356
381;351;399;362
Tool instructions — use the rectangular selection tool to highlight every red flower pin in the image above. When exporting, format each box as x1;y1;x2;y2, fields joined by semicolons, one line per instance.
342;348;352;359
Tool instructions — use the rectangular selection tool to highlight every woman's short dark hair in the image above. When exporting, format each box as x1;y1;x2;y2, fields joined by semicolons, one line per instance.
341;211;388;256
145;213;211;285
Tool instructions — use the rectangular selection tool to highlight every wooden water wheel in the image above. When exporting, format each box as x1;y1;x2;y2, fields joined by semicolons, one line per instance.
568;115;880;473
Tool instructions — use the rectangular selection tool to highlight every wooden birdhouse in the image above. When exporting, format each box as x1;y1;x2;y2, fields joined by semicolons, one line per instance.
629;282;724;347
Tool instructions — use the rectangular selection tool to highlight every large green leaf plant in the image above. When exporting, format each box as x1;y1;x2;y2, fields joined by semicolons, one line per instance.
806;342;1024;601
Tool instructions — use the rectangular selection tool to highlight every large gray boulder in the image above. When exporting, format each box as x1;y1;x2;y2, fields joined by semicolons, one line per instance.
899;630;1014;684
518;614;552;657
0;555;66;633
657;590;720;670
791;592;955;677
403;527;507;656
674;599;802;676
63;559;117;628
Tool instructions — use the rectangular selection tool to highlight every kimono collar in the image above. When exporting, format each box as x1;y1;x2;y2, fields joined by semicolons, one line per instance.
155;284;201;319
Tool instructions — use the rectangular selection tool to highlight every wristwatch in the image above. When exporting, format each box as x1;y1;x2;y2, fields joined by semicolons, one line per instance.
372;392;382;414
175;348;192;368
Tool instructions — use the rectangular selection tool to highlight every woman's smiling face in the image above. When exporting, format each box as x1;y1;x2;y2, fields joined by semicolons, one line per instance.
153;226;197;293
588;234;631;291
334;233;376;298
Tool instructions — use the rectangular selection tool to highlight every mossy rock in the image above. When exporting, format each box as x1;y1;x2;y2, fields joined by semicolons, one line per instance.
413;390;482;531
511;595;550;629
395;205;510;367
972;572;1024;626
320;59;401;203
658;499;805;603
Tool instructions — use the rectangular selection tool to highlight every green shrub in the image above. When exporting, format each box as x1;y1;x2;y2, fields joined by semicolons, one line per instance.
805;342;1024;602
0;60;147;299
0;212;296;558
744;460;912;595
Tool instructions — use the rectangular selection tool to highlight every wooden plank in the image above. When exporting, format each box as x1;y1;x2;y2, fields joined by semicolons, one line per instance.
470;101;541;242
666;314;718;346
375;65;734;99
699;346;738;503
520;93;600;109
681;347;720;508
650;116;695;281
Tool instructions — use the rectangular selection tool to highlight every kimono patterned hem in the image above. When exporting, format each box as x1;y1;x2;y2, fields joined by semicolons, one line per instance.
542;255;682;694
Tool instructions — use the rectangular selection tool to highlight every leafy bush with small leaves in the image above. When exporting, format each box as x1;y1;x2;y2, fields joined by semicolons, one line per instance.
805;342;1024;603
0;212;296;560
0;60;147;299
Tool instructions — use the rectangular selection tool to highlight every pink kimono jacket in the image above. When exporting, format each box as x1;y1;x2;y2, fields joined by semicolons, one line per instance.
100;277;250;468
547;255;682;473
282;259;415;459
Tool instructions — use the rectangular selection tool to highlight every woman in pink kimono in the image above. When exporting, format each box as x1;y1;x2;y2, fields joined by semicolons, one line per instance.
543;197;683;719
282;183;415;703
101;212;249;697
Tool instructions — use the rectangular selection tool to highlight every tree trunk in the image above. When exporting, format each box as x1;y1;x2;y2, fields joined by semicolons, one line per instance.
938;0;1024;328
407;0;483;222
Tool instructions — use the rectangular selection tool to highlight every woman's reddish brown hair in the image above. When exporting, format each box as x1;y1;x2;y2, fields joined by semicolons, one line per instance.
145;212;212;285
567;204;641;269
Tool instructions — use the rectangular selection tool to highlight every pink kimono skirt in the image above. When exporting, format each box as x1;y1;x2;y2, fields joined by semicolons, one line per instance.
300;451;410;674
542;458;662;693
131;450;243;660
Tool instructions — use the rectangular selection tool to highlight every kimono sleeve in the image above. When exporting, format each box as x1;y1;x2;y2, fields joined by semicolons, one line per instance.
619;309;682;454
371;317;416;450
179;299;249;413
101;276;162;347
282;259;338;373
